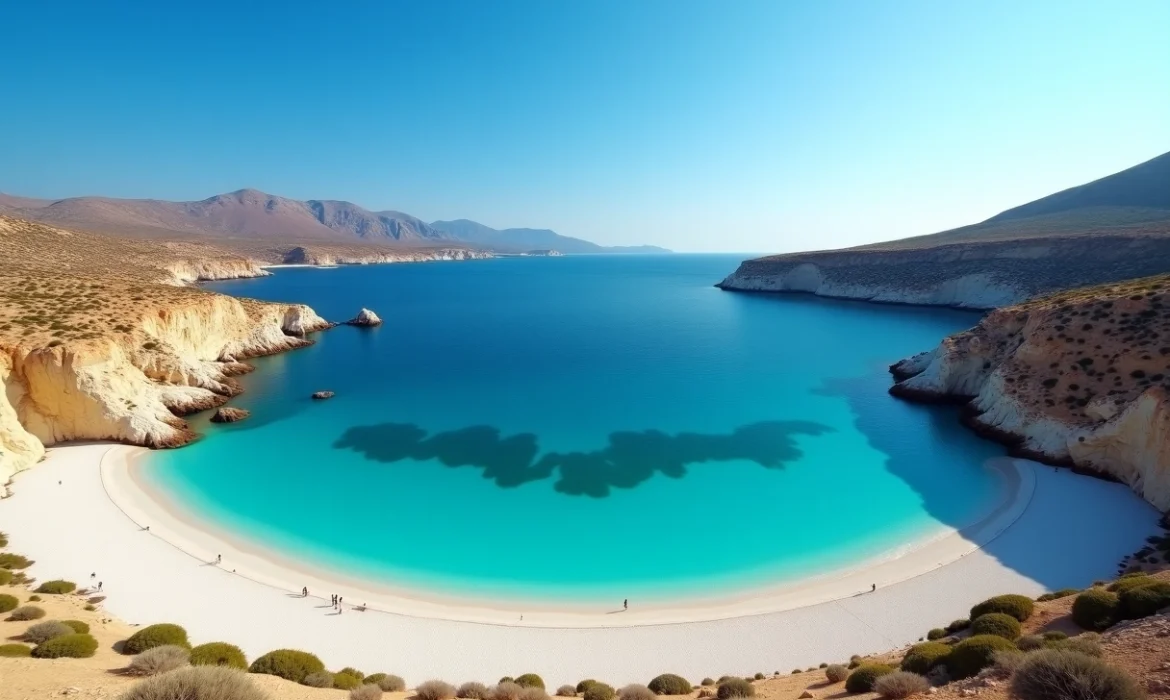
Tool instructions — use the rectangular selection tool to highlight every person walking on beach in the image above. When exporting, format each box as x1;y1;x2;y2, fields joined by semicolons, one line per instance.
871;583;876;592
303;587;308;597
623;599;628;611
216;554;222;565
98;581;103;592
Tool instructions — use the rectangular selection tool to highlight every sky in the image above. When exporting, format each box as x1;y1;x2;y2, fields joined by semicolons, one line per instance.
1;1;1167;253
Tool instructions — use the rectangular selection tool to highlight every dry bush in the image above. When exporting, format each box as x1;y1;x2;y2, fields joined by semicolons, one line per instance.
24;620;75;645
352;685;385;700
128;645;191;676
556;686;577;697
303;672;335;688
1010;650;1144;700
825;664;849;683
494;682;525;700
375;675;407;692
872;672;930;699
459;682;491;699
417;680;457;700
618;685;656;700
8;605;45;621
520;689;550;700
120;666;269;700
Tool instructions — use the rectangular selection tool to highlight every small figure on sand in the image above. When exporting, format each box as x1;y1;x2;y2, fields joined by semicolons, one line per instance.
332;594;337;607
90;572;96;581
98;581;103;592
216;554;222;564
302;587;308;597
871;583;876;592
623;599;628;610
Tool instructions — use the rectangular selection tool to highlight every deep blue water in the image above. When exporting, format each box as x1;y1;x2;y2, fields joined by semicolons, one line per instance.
146;255;1003;603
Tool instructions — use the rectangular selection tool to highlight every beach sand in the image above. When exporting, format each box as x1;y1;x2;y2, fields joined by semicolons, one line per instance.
0;443;1157;686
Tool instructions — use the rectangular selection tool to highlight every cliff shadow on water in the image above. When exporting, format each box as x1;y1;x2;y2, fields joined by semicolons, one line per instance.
333;421;833;498
816;375;1160;590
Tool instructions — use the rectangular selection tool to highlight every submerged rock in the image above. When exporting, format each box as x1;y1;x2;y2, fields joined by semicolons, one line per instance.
346;308;382;326
311;391;335;400
210;407;250;423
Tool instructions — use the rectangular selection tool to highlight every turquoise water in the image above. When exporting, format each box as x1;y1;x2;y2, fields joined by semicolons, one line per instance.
146;255;1003;603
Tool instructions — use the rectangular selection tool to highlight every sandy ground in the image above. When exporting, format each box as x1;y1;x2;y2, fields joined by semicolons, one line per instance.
0;444;1158;687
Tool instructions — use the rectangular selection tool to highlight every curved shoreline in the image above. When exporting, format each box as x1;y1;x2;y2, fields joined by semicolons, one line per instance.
0;443;1156;683
107;446;1034;627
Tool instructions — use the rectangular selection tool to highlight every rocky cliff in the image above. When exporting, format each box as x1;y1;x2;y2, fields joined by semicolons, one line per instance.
281;245;492;266
890;275;1170;509
718;236;1170;310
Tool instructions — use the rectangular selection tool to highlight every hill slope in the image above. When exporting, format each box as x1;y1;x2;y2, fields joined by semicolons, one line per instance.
431;218;670;254
719;149;1170;308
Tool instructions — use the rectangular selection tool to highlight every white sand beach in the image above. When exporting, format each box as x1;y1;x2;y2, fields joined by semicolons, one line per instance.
0;443;1158;685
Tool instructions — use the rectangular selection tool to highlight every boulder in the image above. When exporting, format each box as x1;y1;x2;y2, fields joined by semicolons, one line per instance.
798;692;816;699
210;407;250;423
311;391;335;400
346;308;383;327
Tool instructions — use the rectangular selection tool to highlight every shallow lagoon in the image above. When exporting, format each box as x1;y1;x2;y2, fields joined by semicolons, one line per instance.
147;255;1003;604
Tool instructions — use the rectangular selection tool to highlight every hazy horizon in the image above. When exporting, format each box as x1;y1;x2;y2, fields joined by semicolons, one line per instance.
2;0;1167;253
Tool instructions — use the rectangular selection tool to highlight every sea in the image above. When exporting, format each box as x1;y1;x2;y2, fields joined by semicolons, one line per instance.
143;254;1004;605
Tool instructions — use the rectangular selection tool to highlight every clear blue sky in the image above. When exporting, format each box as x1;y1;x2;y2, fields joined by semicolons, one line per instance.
1;1;1167;252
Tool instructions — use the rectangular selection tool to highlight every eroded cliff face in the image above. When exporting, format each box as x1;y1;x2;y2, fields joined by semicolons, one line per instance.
719;236;1170;309
281;245;492;266
163;258;271;284
890;275;1170;509
0;294;330;492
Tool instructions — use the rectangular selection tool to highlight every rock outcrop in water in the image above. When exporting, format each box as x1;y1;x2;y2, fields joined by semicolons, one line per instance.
210;407;251;423
889;274;1170;509
346;308;382;327
311;391;335;400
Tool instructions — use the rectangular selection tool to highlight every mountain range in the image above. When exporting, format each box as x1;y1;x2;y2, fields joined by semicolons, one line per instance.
0;188;670;254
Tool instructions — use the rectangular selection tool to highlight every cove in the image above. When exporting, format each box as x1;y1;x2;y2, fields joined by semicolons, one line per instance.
143;255;1004;605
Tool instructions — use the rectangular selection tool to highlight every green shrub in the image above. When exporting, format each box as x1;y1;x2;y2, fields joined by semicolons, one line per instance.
62;620;90;634
556;685;577;697
1043;631;1068;641
248;649;325;683
128;645;191;676
947;635;1018;680
946;619;970;632
501;678;515;685
1119;580;1170;620
0;643;32;657
845;664;895;693
417;680;457;700
84;604;96;611
1072;589;1120;631
618;685;656;700
971;594;1034;622
24;620;75;645
926;628;947;641
583;684;615;700
699;679;714;687
335;672;364;690
120;666;268;700
872;671;930;699
190;642;247;669
353;685;385;700
340;667;366;679
0;593;17;613
28;595;41;602
8;605;45;621
0;553;32;569
1036;588;1080;602
825;664;849;683
1011;649;1144;700
460;682;492;699
0;569;12;586
303;672;335;688
577;681;599;693
900;642;951;674
715;679;753;700
124;623;190;654
0;531;7;547
516;675;546;689
1107;573;1150;593
32;633;99;658
971;612;1023;640
648;674;691;695
35;579;76;594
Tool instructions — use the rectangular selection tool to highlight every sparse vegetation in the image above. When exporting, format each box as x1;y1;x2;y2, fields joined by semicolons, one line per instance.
124;623;191;654
900;642;951;675
872;671;930;699
556;686;577;697
128;645;192;676
417;680;458;700
715;678;754;699
190;641;247;669
971;612;1023;640
352;685;384;700
1037;588;1080;602
370;674;406;692
248;649;325;683
62;619;90;634
494;682;525;700
8;604;45;621
24;620;76;645
926;628;947;641
0;643;32;657
515;674;546;689
970;594;1034;622
335;671;364;690
0;553;33;569
618;685;657;700
1011;649;1144;700
583;684;615;700
460;681;492;699
120;666;269;700
1118;580;1170;619
303;672;336;688
0;593;20;613
825;664;849;683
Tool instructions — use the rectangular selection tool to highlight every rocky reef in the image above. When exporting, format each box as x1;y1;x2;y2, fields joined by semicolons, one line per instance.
718;236;1170;309
346;308;382;326
889;275;1170;509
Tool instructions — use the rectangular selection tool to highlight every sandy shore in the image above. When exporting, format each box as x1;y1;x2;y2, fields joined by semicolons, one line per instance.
0;444;1157;685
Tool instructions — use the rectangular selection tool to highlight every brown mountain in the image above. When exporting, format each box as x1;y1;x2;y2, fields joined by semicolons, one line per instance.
0;188;452;243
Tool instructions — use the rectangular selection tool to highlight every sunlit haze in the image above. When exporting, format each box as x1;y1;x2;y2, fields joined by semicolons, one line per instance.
2;0;1167;252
